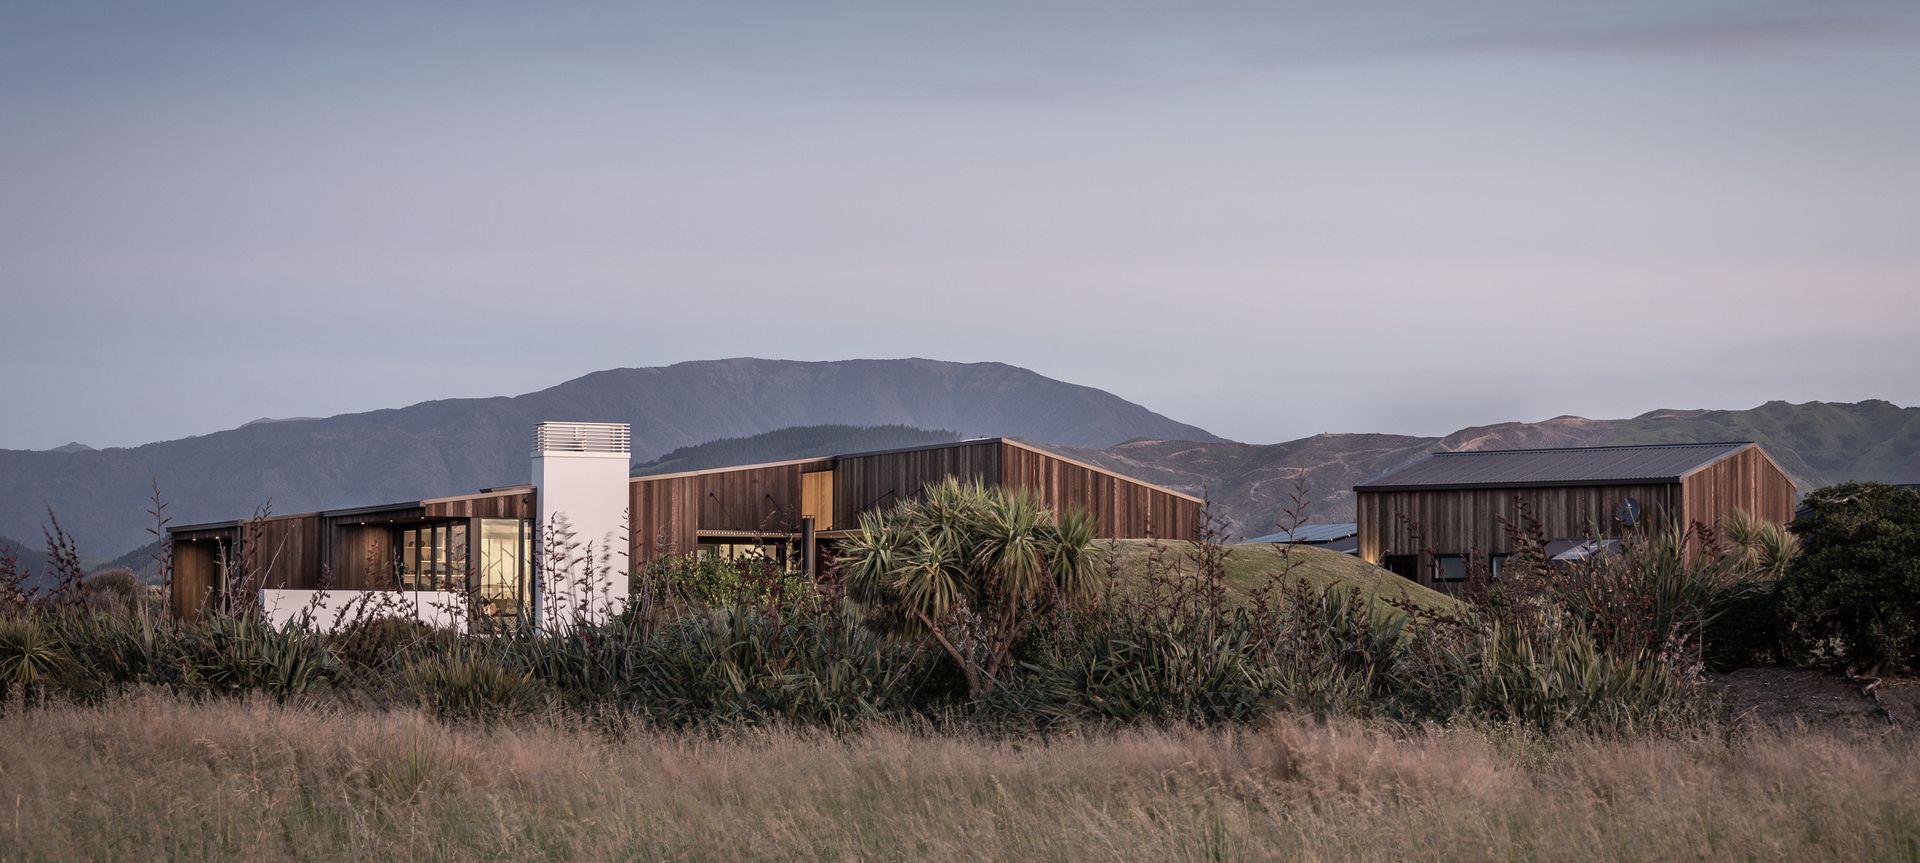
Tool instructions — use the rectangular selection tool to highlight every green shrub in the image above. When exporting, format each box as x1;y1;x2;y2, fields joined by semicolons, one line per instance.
643;553;811;608
0;618;66;695
1702;585;1790;672
330;615;442;673
179;614;340;700
402;651;548;721
1779;482;1920;673
1454;616;1693;733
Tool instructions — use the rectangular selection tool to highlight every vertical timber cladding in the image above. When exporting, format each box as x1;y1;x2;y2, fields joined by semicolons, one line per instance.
1355;483;1684;567
240;514;325;590
629;475;700;562
169;530;230;620
801;468;834;530
1679;444;1797;533
830;441;1002;528
627;458;830;563
997;440;1204;541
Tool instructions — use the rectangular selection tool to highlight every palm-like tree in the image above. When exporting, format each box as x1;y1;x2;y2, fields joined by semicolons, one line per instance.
842;478;1103;697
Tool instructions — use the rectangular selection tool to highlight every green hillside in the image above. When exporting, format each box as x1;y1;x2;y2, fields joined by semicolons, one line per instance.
1106;540;1459;614
1607;400;1920;489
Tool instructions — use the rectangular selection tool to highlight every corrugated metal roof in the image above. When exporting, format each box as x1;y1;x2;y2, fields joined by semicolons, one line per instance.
1355;442;1753;491
1246;522;1359;544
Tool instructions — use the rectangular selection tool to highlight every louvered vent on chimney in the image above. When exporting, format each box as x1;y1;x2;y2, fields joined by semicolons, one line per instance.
533;421;631;455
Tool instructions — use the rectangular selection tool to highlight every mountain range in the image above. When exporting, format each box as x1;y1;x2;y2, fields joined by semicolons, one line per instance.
1067;398;1920;538
1;358;1915;564
0;359;1215;556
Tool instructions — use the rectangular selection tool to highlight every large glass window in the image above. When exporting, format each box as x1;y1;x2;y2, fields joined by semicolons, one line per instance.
1432;554;1468;583
477;518;528;619
397;521;466;592
698;538;791;569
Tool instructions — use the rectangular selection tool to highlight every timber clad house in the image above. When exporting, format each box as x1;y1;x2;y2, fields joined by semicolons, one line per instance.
168;424;1204;624
1354;441;1795;591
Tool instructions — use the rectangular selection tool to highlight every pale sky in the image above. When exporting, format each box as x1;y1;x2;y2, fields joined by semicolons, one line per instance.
3;1;1916;449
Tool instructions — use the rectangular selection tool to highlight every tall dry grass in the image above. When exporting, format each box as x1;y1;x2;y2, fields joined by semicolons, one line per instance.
1;696;1914;862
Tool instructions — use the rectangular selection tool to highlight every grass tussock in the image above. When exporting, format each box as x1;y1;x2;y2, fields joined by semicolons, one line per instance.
0;696;1915;862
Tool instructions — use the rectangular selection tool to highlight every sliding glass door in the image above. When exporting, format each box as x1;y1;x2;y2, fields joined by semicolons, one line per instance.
477;518;528;620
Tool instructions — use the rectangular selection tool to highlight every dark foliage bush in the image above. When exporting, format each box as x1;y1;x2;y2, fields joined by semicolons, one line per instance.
1702;586;1790;672
1780;482;1920;673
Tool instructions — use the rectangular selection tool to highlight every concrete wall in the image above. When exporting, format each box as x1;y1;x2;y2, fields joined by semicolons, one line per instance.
259;588;467;631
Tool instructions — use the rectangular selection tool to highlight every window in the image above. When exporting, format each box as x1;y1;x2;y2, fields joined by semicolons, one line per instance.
1432;554;1468;583
1489;553;1511;580
477;519;528;619
698;538;793;570
1382;555;1420;582
396;521;467;592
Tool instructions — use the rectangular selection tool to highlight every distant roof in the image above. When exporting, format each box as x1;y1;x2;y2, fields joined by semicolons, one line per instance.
1246;522;1359;544
1355;442;1756;492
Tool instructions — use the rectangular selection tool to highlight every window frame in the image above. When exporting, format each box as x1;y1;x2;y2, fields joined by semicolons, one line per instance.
1431;554;1469;583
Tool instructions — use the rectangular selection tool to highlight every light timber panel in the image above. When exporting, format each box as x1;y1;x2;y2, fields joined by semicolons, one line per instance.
801;470;835;530
170;537;223;620
1680;445;1798;539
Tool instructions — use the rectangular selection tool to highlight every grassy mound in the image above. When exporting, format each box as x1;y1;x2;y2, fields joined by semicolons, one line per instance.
1105;540;1460;614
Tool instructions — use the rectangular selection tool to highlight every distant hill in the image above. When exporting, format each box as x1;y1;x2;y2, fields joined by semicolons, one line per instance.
1071;400;1920;539
0;358;1219;556
1;534;58;592
4;354;1913;558
634;425;963;476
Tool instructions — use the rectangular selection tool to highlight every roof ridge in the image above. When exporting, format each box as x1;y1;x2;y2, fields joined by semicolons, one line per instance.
1433;441;1752;456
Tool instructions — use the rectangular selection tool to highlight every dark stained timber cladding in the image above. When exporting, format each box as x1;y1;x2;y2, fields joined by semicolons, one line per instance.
998;441;1201;541
425;492;535;520
629;476;701;562
1356;483;1683;567
831;441;1002;527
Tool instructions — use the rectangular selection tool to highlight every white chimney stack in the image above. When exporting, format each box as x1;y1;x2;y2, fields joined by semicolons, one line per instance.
531;421;631;626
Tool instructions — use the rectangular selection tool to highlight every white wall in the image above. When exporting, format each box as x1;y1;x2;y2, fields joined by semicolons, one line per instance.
532;427;631;627
259;589;467;631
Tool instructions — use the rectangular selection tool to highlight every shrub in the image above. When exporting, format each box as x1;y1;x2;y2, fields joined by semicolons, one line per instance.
330;615;441;673
842;478;1104;697
402;651;548;721
76;568;144;613
0;618;65;697
1779;482;1920;673
1702;585;1790;671
178;614;340;700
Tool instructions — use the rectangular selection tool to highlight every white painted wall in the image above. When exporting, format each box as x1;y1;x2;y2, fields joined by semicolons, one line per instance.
532;422;631;626
259;589;467;631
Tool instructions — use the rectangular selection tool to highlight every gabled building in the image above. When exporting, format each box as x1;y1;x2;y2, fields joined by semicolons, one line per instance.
168;424;1204;623
1353;441;1795;590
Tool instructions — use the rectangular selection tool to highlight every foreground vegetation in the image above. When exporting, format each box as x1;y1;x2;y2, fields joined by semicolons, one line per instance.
4;483;1917;859
2;696;1915;862
0;481;1822;735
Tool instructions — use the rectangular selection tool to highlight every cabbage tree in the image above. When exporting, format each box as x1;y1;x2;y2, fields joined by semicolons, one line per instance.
840;478;1102;697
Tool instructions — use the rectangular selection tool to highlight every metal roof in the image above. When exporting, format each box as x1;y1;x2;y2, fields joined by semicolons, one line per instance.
1246;522;1359;544
1355;442;1755;492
